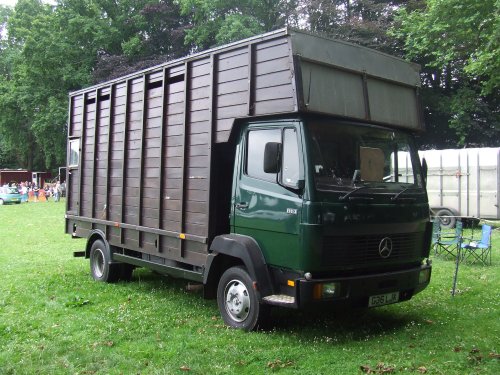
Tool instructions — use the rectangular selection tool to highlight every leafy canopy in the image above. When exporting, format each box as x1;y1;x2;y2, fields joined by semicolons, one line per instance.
392;0;500;147
0;0;498;171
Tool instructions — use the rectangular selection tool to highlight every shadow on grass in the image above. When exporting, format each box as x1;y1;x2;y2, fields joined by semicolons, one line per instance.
126;268;420;340
266;306;419;339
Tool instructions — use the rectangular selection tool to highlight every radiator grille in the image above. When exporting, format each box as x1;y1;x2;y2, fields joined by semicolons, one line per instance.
322;232;423;267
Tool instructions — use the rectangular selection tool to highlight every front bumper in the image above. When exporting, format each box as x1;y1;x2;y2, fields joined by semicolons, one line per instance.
296;264;431;308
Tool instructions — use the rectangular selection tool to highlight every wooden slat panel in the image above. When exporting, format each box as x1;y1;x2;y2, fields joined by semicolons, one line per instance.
68;32;301;258
119;80;131;240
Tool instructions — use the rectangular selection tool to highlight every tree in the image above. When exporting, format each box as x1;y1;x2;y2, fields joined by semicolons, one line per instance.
0;0;190;170
392;0;500;148
296;1;409;54
178;0;300;49
92;0;190;82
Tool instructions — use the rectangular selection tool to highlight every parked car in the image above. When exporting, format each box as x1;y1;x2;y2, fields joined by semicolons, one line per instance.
0;186;22;205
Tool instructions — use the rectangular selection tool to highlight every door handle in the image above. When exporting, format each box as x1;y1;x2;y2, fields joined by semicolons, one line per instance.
236;202;249;210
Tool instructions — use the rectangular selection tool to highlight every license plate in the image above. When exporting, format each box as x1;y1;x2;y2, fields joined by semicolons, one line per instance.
368;292;399;307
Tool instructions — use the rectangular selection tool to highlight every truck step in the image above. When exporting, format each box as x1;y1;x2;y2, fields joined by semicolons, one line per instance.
262;294;295;305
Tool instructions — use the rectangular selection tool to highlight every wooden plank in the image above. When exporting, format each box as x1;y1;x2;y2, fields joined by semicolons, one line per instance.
206;53;217;241
77;93;87;217
254;97;295;115
138;74;148;247
218;50;248;71
255;57;290;76
255;40;289;62
218;66;248;84
66;96;74;214
215;130;231;143
180;61;191;258
90;88;99;219
254;84;294;102
216;103;248;120
120;80;130;243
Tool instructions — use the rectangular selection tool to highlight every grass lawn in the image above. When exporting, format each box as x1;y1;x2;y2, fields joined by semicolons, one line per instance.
0;201;498;374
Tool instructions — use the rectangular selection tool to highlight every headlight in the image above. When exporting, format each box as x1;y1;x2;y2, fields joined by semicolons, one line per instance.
313;282;341;299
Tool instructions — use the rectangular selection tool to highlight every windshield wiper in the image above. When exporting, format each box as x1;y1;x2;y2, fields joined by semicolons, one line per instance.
338;185;371;201
391;186;420;201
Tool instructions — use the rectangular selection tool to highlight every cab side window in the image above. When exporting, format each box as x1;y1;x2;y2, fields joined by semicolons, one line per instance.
282;128;300;188
246;129;281;182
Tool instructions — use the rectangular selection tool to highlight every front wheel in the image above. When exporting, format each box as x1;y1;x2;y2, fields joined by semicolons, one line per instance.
217;266;268;331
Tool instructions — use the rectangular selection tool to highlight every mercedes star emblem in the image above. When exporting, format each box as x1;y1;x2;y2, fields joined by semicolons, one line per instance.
378;237;393;258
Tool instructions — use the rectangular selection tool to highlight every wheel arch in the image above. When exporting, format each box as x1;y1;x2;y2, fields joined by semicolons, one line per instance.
204;234;273;300
85;230;110;259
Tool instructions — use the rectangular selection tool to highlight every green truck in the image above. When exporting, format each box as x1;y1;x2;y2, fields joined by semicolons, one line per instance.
66;28;432;330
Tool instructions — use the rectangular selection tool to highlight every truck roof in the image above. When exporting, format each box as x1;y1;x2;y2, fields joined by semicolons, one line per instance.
71;28;420;95
69;27;424;145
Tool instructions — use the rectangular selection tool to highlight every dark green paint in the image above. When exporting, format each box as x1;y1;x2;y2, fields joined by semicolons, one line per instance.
232;117;430;274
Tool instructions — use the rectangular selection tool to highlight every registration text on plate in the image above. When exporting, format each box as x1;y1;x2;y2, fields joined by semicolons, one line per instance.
368;292;399;307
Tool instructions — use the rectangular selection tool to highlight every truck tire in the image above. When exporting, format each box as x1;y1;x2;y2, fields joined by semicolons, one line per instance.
89;239;121;283
217;266;268;331
435;208;456;229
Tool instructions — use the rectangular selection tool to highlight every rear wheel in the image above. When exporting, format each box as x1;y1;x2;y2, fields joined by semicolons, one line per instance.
217;266;268;331
89;239;121;282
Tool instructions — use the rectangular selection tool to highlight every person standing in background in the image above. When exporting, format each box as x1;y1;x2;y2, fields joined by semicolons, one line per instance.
54;181;61;202
33;185;39;202
20;183;28;202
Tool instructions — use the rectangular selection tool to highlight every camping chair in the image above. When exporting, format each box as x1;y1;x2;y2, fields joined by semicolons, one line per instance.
461;225;492;265
435;221;463;259
431;219;442;255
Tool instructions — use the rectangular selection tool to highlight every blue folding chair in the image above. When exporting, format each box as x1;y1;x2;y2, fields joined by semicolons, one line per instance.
461;225;492;265
431;219;442;255
435;221;463;259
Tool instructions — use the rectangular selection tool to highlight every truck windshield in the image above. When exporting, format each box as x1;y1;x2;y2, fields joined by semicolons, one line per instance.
307;121;423;192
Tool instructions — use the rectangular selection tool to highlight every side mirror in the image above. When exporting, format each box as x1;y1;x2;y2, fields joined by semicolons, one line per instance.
422;157;428;187
263;142;281;174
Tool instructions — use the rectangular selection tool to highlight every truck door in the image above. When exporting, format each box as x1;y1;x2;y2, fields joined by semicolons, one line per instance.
233;123;304;269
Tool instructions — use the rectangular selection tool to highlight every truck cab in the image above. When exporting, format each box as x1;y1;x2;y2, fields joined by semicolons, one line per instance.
211;115;431;329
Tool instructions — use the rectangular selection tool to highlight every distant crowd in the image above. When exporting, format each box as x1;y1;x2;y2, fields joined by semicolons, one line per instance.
2;181;65;202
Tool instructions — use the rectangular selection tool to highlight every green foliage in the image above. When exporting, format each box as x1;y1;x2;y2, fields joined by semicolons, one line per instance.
0;0;498;169
393;0;500;148
304;0;404;53
214;13;264;45
394;0;499;96
64;296;92;308
178;0;297;49
0;202;499;374
0;0;189;171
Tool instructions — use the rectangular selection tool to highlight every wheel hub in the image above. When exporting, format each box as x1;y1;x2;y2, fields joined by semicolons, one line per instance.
93;248;105;278
224;280;250;322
